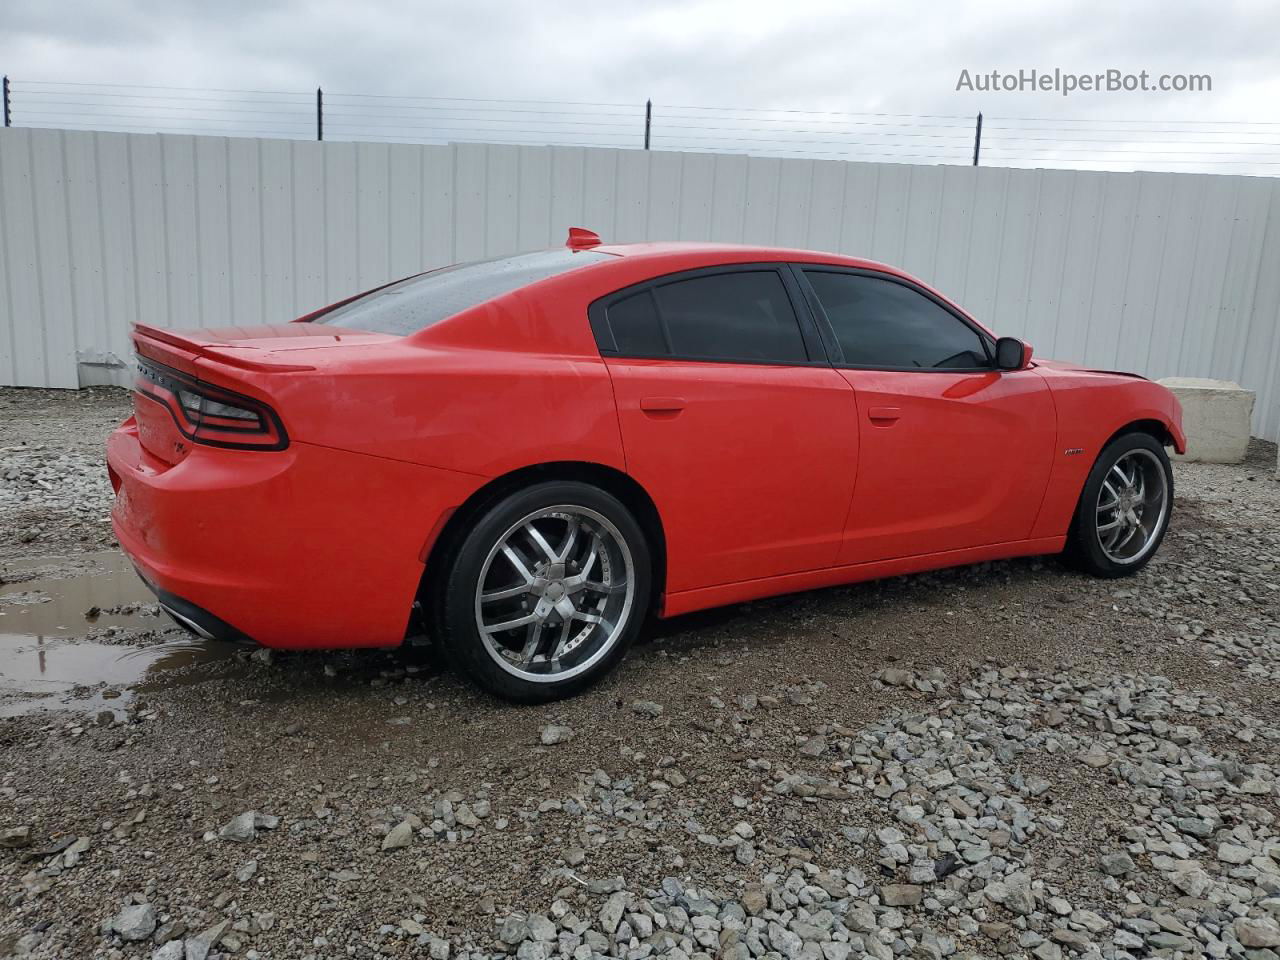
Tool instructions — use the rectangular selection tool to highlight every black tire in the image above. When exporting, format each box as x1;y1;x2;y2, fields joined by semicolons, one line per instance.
434;480;651;703
1064;431;1174;578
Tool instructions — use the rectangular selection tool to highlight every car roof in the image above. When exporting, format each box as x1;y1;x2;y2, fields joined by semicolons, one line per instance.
589;240;904;275
554;240;927;300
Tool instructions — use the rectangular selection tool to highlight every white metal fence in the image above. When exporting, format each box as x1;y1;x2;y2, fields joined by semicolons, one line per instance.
2;127;1278;440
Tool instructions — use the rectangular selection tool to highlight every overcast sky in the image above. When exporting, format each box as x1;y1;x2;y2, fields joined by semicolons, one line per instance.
3;0;1278;174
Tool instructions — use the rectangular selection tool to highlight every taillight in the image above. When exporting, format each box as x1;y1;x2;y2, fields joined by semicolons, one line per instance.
134;358;288;451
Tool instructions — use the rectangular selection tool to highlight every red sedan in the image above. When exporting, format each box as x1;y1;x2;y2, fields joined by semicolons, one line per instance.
107;230;1184;701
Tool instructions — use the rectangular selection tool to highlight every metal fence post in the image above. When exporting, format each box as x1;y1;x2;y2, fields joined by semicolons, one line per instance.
644;99;651;150
3;77;10;128
316;87;323;141
972;112;982;166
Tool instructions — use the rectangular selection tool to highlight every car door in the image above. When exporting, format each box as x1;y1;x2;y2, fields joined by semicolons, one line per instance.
795;266;1056;566
589;265;859;595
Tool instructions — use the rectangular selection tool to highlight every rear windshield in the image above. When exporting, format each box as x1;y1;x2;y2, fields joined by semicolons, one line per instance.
312;248;612;334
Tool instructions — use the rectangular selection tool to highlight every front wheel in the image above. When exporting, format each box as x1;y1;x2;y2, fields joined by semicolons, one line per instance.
435;481;651;702
1065;432;1174;577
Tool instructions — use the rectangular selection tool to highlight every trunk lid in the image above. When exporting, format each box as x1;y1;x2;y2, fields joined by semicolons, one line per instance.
130;323;395;465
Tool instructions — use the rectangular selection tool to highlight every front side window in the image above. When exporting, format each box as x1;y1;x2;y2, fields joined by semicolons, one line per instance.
313;249;611;335
804;270;990;369
600;269;808;364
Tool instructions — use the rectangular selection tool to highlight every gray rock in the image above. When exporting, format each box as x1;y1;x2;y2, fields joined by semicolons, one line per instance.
799;736;826;756
61;836;90;868
0;826;31;848
1237;917;1280;948
768;921;803;959
1169;867;1212;898
1051;928;1091;951
1099;851;1135;876
152;943;184;960
184;920;228;960
540;725;574;745
1218;841;1252;864
879;884;922;907
599;892;627;933
499;915;530;945
1177;817;1213;838
989;881;1036;916
845;905;876;933
217;811;257;842
527;914;556;943
382;819;414;851
878;668;915;687
111;904;157;942
11;933;42;956
154;921;186;945
742;885;768;915
1146;932;1194;952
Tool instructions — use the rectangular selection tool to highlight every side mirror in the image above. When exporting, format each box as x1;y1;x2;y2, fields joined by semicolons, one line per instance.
995;337;1033;371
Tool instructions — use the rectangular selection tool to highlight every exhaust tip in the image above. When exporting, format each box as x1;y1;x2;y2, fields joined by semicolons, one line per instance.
159;602;218;641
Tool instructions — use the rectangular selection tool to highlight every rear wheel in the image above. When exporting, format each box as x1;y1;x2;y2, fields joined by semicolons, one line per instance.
1065;432;1173;577
435;481;651;702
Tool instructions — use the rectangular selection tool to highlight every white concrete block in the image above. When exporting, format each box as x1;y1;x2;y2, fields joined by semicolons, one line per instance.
1158;377;1255;464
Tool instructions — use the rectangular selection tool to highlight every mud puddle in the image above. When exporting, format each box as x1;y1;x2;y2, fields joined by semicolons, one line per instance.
0;549;159;637
0;551;246;716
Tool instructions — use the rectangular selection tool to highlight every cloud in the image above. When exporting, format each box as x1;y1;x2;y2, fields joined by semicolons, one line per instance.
2;0;1277;174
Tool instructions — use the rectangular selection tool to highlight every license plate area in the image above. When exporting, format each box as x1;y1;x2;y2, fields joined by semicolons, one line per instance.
133;390;190;466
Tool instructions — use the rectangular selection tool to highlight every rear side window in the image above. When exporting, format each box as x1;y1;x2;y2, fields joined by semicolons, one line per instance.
804;270;990;369
608;291;669;356
313;249;611;334
597;269;809;364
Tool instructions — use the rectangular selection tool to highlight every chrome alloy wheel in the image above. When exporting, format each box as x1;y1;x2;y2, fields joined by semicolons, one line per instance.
474;505;636;682
1095;448;1169;565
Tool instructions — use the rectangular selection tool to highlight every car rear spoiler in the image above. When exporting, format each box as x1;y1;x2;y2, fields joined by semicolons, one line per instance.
133;324;316;374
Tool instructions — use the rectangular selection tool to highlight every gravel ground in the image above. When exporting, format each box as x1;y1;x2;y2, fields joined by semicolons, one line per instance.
1;386;1279;960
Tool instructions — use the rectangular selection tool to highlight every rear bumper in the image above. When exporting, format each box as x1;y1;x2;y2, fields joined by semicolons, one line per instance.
107;418;483;649
144;577;251;643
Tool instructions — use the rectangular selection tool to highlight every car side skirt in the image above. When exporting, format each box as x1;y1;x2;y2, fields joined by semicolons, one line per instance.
660;536;1066;618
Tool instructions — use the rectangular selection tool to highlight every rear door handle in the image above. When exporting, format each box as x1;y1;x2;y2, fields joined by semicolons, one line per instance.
640;397;686;413
867;406;901;423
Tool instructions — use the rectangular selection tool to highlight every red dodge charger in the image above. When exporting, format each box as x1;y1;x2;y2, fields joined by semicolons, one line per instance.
107;230;1184;701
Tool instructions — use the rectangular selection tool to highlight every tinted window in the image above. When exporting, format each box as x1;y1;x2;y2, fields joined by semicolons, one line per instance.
313;249;611;335
652;271;807;362
608;290;668;356
805;271;989;369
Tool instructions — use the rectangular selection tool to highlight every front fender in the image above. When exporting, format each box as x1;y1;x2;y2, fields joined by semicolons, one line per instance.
1030;375;1184;539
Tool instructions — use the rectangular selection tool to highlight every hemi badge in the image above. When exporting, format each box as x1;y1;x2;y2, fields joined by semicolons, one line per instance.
1065;447;1084;456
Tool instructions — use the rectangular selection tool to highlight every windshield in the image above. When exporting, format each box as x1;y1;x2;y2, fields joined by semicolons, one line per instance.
312;248;612;334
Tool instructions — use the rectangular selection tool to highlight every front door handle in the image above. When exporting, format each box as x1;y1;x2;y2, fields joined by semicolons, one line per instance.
640;397;687;413
867;406;901;424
